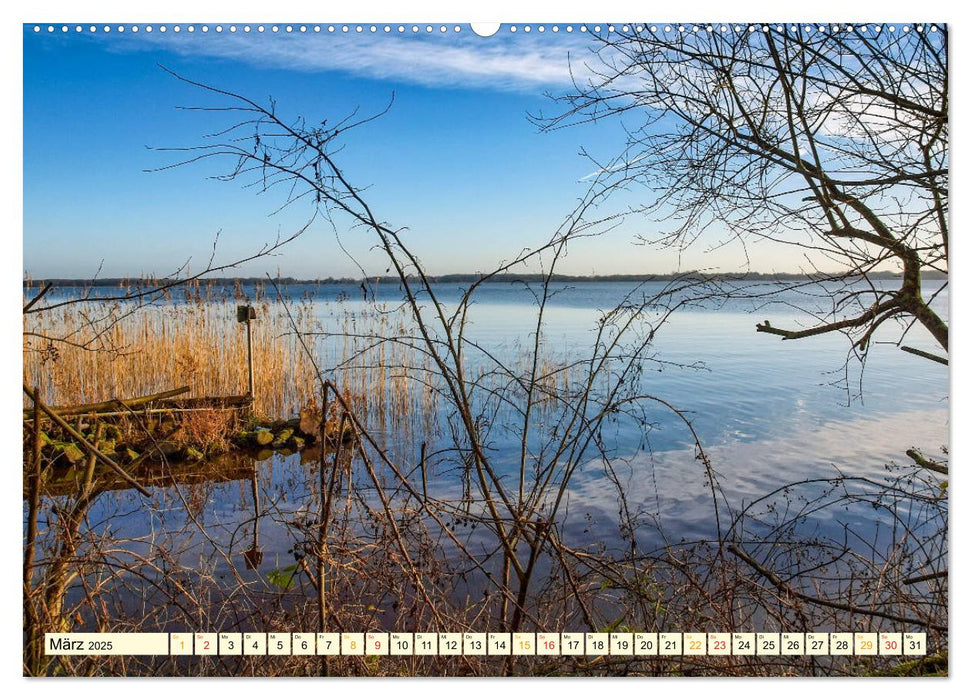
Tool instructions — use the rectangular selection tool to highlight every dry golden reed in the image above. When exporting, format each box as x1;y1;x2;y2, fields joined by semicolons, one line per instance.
23;282;438;431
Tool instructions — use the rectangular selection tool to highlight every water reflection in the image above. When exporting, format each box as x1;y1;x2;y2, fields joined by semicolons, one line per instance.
28;279;948;634
43;400;945;589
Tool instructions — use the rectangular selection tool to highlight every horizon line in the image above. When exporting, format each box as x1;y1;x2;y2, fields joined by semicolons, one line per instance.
22;269;946;287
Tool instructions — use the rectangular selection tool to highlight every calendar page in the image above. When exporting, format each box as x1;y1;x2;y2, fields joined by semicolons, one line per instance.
21;6;948;680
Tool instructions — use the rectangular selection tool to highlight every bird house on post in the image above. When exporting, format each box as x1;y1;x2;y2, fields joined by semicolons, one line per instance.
237;305;257;399
237;305;257;323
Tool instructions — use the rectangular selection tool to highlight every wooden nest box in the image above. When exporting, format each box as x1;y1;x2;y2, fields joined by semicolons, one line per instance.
237;305;256;323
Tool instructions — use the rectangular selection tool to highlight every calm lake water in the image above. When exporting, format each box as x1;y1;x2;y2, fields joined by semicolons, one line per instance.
34;279;950;585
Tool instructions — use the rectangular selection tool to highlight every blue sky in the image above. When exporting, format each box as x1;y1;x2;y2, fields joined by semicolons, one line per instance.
24;23;789;279
23;21;932;280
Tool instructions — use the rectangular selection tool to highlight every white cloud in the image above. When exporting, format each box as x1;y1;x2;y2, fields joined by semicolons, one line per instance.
106;30;599;92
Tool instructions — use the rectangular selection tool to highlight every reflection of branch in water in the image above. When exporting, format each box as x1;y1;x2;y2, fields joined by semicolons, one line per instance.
36;451;255;499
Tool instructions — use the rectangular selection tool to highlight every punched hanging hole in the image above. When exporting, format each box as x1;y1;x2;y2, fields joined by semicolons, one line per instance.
470;23;501;37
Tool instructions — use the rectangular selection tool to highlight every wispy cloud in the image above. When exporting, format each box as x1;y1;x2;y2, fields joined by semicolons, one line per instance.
105;30;601;92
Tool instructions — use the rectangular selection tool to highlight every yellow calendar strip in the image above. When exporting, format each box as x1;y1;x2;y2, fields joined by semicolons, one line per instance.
45;632;927;657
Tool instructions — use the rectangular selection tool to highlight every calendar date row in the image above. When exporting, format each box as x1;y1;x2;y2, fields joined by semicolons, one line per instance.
46;631;926;657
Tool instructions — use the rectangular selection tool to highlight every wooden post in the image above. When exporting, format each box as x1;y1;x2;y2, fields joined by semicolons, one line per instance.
246;317;254;398
237;306;257;399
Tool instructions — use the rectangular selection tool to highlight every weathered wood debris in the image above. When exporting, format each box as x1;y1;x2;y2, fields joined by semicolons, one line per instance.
24;385;351;481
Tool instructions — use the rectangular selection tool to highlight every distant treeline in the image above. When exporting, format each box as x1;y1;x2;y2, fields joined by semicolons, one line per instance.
24;269;947;289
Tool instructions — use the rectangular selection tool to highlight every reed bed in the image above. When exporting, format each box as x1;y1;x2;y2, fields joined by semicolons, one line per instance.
22;282;439;435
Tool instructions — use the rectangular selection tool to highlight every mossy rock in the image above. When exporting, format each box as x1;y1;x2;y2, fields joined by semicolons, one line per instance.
113;443;137;462
272;428;294;448
157;441;184;459
206;442;228;457
96;439;117;455
102;424;123;442
288;435;305;451
184;446;205;462
255;448;274;461
85;423;107;443
243;416;268;431
52;441;85;465
236;428;274;447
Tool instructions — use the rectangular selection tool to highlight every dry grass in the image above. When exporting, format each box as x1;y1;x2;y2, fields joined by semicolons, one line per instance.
177;408;239;455
22;282;438;430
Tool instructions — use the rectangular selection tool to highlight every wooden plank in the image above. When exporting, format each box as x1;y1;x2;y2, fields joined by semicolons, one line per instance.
163;395;253;409
23;386;191;418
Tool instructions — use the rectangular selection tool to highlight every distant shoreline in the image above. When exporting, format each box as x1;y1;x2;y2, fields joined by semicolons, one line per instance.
22;270;947;288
